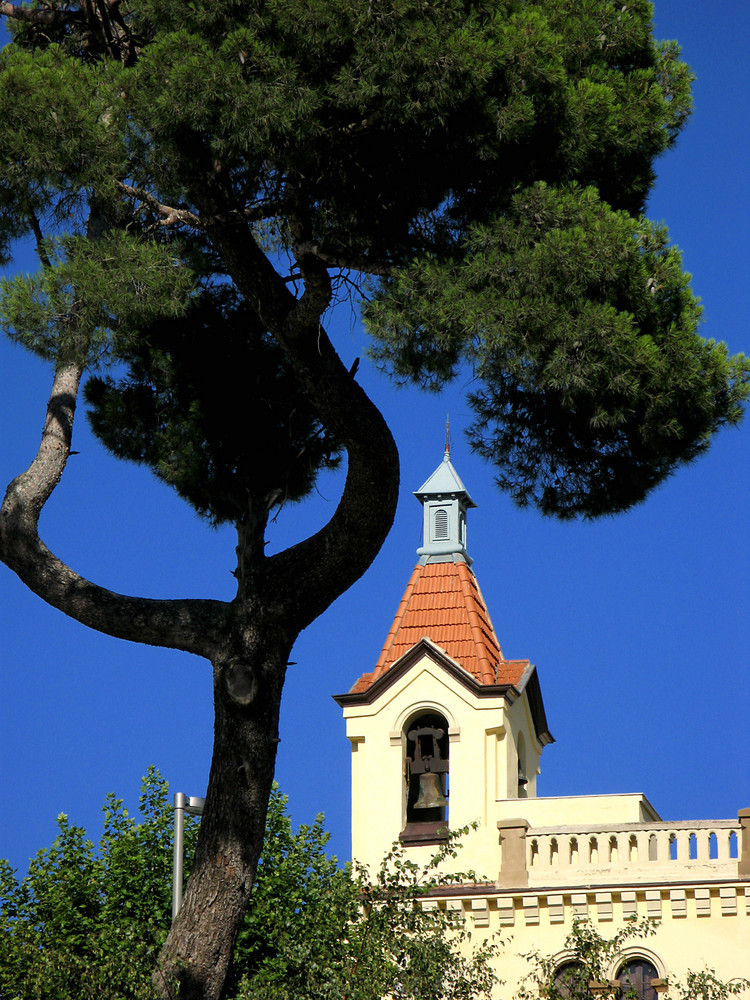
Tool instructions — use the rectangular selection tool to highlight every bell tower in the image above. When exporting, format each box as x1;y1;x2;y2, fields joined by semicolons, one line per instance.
334;447;553;874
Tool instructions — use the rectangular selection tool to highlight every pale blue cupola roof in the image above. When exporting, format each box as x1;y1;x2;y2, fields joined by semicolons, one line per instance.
414;444;477;565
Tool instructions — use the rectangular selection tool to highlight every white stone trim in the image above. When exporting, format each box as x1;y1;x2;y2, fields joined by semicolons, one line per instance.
645;889;662;919
547;893;565;924
669;888;687;918
522;894;539;925
719;887;737;916
695;887;711;917
609;945;668;980
471;897;490;927
571;892;588;918
595;891;613;921
390;699;460;742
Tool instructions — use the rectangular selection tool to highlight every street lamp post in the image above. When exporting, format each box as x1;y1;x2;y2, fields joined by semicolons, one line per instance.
171;792;205;921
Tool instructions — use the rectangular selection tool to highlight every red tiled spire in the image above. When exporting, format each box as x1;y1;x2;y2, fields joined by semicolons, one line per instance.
340;450;535;697
362;560;529;690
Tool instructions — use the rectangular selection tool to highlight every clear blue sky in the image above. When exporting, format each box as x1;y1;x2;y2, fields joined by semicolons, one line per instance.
1;2;748;877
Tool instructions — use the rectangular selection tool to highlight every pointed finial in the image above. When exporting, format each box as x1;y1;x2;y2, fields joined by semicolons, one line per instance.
445;415;450;458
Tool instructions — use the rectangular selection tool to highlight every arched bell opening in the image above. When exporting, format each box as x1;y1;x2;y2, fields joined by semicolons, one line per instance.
400;710;450;847
517;730;529;799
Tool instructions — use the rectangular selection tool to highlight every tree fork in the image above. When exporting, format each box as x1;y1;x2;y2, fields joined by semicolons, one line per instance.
200;209;401;627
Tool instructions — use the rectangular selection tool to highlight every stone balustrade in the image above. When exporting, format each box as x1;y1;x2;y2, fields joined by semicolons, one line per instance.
496;810;750;889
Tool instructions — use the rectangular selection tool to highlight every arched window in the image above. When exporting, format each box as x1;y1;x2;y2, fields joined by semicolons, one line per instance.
400;711;449;846
617;958;659;1000
609;836;619;862
553;961;590;999
517;730;529;798
529;839;539;867
730;831;738;858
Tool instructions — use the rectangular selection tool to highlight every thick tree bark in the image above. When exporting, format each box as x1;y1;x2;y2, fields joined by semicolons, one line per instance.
1;265;400;1000
155;620;292;1000
202;206;401;630
149;230;401;996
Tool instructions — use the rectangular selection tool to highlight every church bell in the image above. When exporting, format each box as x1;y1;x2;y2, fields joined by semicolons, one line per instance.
413;771;448;810
408;723;449;812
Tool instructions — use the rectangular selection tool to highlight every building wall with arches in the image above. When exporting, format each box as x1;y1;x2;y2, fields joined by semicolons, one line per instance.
337;637;546;878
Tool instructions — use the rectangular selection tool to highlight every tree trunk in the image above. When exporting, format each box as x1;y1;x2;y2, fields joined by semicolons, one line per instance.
155;624;292;1000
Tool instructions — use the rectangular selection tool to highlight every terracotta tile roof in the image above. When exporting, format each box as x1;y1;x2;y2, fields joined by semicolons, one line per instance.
354;560;528;691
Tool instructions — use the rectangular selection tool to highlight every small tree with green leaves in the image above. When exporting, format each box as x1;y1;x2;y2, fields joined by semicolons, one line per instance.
668;970;750;1000
233;828;499;1000
0;771;499;1000
516;919;655;1000
0;767;190;1000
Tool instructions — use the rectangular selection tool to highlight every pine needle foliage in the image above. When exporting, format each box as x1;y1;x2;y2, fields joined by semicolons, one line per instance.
2;0;746;519
366;182;749;517
1;0;747;519
84;286;342;524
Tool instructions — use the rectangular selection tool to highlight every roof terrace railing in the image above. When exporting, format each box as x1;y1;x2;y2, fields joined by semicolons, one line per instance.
497;812;750;889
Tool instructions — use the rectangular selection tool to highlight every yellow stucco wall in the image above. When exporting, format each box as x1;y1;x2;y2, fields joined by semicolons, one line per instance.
342;648;543;875
341;649;750;997
427;884;750;998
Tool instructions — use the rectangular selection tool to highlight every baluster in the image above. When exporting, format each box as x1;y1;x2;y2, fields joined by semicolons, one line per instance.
637;832;651;863
696;829;710;861
657;830;671;861
716;830;730;862
675;830;690;862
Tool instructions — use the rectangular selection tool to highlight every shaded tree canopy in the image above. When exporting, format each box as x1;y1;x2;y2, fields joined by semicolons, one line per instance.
1;0;746;522
84;286;342;525
1;2;748;998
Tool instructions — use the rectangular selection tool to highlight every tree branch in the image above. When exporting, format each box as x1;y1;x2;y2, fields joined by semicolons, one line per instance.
0;1;80;27
27;208;53;270
119;183;204;229
292;241;394;277
119;182;290;231
202;203;399;631
0;362;231;657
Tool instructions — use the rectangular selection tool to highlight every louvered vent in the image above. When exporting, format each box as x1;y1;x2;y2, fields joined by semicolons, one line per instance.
433;508;449;541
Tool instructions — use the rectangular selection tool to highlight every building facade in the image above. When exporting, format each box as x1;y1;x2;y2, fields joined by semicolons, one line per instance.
335;449;750;997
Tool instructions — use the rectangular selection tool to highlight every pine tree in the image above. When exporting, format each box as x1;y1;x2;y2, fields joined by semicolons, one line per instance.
0;2;747;997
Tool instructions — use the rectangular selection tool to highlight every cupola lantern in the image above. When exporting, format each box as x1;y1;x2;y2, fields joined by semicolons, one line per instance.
414;440;476;565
